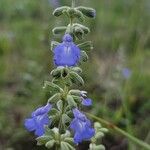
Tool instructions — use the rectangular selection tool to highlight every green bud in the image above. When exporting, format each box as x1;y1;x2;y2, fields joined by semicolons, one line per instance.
57;100;63;111
45;140;55;149
74;9;85;22
95;131;104;139
71;67;82;73
51;41;60;51
51;67;62;78
61;131;71;139
65;24;73;35
64;138;74;146
69;71;84;86
76;6;96;18
89;143;105;150
62;114;71;124
74;26;84;40
99;128;108;133
36;136;52;146
67;95;77;108
67;8;76;17
61;142;75;150
52;26;67;35
49;108;59;116
73;23;90;34
77;41;93;51
48;93;61;103
61;67;69;78
72;95;82;103
94;122;102;128
69;89;81;96
80;51;89;62
53;6;70;17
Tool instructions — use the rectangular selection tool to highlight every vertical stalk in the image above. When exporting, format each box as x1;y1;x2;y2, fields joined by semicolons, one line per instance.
72;0;75;8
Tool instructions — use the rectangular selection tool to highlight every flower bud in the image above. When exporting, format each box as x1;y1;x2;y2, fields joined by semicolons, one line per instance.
76;6;96;18
53;6;70;17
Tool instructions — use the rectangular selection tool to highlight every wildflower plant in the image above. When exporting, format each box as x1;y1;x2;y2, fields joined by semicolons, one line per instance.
24;0;108;149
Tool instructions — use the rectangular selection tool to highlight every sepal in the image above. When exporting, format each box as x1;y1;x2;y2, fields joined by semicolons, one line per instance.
80;51;89;62
89;143;105;150
43;81;63;93
67;95;77;108
76;6;96;18
52;26;67;35
70;67;82;74
48;93;61;103
53;6;70;17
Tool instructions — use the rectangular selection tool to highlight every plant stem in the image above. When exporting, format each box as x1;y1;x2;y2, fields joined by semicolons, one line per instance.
86;113;150;150
72;0;75;8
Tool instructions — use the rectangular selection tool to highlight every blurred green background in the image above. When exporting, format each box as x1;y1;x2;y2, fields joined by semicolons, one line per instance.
0;0;150;149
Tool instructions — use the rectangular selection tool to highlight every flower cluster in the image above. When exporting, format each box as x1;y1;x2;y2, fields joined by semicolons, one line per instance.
24;0;107;149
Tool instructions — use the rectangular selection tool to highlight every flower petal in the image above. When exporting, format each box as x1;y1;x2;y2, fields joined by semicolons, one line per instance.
82;98;92;106
24;118;35;131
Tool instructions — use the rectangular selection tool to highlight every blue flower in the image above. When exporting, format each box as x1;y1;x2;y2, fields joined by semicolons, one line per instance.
70;108;95;144
24;103;52;136
122;68;131;79
82;98;92;106
53;34;80;67
80;91;92;106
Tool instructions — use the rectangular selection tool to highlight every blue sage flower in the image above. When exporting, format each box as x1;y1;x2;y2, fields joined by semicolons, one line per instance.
24;103;52;136
70;108;95;144
80;91;92;106
82;98;92;106
53;34;80;67
122;68;131;79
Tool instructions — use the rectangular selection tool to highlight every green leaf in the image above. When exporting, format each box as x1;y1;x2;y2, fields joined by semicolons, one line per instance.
45;140;55;149
57;100;63;111
48;93;61;103
69;71;84;86
67;95;77;108
53;6;70;17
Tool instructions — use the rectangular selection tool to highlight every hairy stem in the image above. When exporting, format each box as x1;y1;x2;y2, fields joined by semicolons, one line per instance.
86;113;150;150
72;0;75;8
